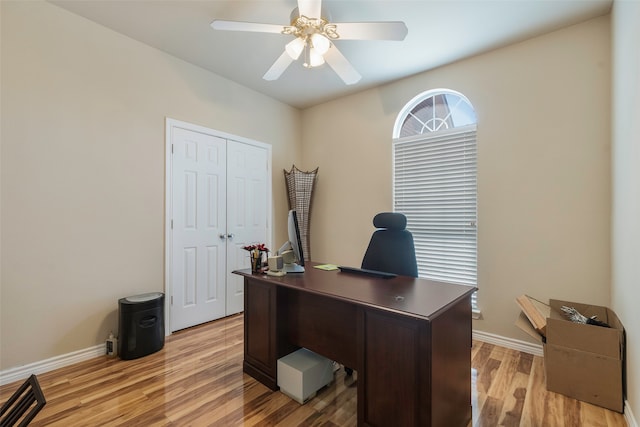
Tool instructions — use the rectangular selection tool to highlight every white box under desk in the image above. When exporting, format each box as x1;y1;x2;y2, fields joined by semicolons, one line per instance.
277;348;334;404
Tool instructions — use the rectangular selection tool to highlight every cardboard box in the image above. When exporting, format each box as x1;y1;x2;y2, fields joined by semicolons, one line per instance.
515;295;551;339
516;298;625;413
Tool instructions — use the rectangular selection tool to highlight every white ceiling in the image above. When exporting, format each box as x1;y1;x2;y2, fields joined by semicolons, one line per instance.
49;0;612;109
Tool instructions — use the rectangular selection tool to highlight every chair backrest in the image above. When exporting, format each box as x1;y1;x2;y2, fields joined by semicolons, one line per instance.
0;374;46;427
361;212;418;277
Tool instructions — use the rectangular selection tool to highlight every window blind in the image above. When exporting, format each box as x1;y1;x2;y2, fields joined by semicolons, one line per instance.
394;125;478;309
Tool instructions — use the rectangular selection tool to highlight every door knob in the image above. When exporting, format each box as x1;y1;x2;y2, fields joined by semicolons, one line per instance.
219;234;227;239
227;233;234;239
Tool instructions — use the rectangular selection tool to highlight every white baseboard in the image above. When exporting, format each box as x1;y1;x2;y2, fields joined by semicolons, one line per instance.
0;344;105;386
0;330;544;385
472;329;544;357
626;404;638;427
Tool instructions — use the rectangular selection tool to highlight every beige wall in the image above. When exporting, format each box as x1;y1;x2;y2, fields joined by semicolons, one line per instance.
302;16;611;340
0;1;300;370
612;0;640;419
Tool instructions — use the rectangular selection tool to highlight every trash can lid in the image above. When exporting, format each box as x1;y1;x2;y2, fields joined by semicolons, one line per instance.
125;292;163;303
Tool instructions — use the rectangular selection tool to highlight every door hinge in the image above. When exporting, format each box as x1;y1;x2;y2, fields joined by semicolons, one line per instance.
171;296;173;305
171;143;174;154
171;219;173;229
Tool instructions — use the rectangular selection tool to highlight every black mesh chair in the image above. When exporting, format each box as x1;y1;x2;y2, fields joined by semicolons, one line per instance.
345;213;418;377
0;374;46;426
361;212;418;277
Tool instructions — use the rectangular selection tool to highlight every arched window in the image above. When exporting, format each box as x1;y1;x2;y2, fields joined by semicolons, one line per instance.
393;89;478;310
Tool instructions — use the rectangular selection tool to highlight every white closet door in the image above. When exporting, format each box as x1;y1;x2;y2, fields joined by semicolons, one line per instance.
226;140;269;315
171;127;227;331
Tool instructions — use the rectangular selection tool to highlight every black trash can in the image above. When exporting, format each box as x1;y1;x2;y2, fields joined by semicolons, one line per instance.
118;292;165;360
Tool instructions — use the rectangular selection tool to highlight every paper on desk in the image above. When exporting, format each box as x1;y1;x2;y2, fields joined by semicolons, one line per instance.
314;264;339;271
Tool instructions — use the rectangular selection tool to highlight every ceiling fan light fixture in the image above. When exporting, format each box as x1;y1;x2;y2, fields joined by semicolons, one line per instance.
285;37;305;60
303;45;325;68
211;0;407;85
310;33;330;55
309;47;325;67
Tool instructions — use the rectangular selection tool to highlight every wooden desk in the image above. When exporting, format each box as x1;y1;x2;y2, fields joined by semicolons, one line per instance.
234;263;476;427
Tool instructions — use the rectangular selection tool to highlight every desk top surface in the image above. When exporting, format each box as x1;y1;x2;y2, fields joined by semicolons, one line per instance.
234;262;476;320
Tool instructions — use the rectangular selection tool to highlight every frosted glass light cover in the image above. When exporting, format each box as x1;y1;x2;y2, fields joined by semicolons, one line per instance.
285;37;305;59
310;34;330;55
309;48;325;67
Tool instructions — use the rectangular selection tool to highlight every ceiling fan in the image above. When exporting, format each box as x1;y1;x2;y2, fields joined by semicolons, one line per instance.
211;0;408;85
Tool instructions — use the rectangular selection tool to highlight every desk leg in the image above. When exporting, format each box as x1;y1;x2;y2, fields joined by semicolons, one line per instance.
243;278;278;390
430;297;472;426
243;278;298;391
358;297;472;427
358;308;425;426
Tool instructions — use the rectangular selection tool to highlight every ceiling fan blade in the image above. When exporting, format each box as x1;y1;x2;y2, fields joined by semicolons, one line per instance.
323;46;362;85
263;51;294;81
335;22;408;41
297;0;322;18
211;20;284;34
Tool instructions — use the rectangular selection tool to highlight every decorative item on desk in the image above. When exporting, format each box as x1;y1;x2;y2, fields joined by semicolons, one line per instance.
243;244;269;274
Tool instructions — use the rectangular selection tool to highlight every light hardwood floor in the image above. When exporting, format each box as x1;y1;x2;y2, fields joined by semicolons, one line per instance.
1;314;627;426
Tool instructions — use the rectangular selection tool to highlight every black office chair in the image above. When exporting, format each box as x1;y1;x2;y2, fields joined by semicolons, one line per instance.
344;213;418;377
361;212;418;278
0;374;46;426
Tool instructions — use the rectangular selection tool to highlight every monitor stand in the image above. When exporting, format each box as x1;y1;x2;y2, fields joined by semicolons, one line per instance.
283;263;305;273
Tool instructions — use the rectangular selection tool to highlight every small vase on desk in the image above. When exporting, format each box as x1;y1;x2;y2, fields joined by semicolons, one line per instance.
243;244;269;274
250;251;266;274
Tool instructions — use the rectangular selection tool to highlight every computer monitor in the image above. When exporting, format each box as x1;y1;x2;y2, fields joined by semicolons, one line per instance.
277;209;305;273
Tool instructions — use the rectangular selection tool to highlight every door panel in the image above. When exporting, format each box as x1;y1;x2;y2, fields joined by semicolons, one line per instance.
171;127;227;331
226;141;269;315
